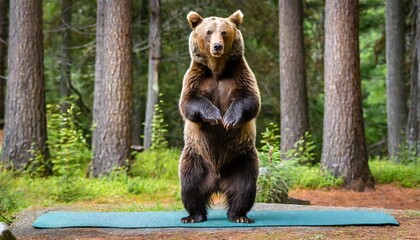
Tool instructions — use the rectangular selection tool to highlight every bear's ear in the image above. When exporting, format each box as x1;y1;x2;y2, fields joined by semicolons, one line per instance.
228;10;243;27
187;11;203;29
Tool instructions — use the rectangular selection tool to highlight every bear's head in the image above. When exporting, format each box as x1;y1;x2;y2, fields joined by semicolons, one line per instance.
187;10;244;63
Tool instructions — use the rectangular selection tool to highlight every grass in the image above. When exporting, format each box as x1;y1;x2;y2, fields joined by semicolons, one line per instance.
369;158;420;188
1;172;181;217
287;158;420;189
288;164;344;189
0;148;182;222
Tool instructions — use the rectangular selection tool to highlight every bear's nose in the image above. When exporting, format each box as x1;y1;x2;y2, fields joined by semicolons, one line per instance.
213;43;223;51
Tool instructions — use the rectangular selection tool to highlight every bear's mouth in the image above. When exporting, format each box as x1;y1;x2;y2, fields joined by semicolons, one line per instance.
210;51;223;58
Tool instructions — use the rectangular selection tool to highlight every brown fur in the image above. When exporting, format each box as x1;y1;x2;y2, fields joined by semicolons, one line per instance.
179;10;260;224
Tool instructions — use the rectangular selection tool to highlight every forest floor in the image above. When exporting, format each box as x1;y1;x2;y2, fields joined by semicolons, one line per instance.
288;183;420;210
11;184;420;240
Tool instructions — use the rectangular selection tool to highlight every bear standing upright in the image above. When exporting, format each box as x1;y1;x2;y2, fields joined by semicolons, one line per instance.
179;10;261;223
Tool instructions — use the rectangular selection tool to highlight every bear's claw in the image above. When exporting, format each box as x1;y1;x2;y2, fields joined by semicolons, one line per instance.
201;108;222;125
223;116;240;130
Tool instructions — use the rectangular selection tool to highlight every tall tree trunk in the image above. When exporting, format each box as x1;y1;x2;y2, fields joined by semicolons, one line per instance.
0;0;7;124
91;0;133;176
386;0;408;161
1;0;49;171
321;0;374;191
408;52;419;156
408;1;420;157
279;0;309;153
60;0;72;112
143;0;161;150
92;0;105;154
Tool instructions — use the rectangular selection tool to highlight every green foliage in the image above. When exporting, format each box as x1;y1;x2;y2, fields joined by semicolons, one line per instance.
129;100;179;183
359;0;387;154
369;157;420;188
290;165;344;189
130;148;180;180
150;100;169;150
257;123;341;203
257;123;288;203
304;0;326;155
23;100;91;203
395;141;420;165
283;132;318;165
3;96;181;208
26;146;51;178
127;177;177;195
44;99;91;202
47;99;91;176
0;170;19;223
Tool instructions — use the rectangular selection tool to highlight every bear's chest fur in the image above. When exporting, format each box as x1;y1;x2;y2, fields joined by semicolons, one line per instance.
199;76;237;115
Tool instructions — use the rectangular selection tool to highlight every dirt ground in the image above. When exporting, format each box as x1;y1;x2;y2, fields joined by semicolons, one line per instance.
289;183;420;210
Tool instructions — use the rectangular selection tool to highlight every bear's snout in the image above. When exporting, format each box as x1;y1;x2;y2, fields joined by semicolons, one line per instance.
210;41;224;57
213;43;223;51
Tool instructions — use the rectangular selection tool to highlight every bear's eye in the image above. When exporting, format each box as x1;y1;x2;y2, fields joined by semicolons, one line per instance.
221;31;227;36
206;30;212;35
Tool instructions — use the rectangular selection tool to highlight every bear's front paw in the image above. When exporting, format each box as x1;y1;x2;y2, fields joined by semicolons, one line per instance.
201;108;222;125
223;113;241;130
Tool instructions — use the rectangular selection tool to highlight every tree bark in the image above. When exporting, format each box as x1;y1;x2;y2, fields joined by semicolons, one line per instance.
1;0;49;170
386;0;408;161
91;0;133;176
279;0;309;153
408;51;419;155
321;0;374;191
408;1;420;157
0;0;7;123
59;0;72;112
143;0;161;149
92;0;105;154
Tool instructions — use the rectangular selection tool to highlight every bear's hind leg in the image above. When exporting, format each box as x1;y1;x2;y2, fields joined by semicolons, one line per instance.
220;151;258;223
179;149;215;223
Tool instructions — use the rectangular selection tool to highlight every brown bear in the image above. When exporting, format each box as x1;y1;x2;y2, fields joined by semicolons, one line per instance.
178;10;261;223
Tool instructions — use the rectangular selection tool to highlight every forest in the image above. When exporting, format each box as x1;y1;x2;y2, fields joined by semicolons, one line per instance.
1;0;420;224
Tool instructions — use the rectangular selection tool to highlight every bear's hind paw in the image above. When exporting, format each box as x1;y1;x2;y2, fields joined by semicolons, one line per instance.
230;216;254;223
181;214;207;223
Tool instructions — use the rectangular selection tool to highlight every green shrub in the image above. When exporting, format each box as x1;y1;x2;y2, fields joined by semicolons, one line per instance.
26;147;51;178
47;100;91;176
369;157;420;188
257;123;342;202
0;170;19;222
283;132;317;165
257;123;288;203
45;99;91;202
130;148;180;180
150;100;169;150
290;165;344;189
130;99;179;179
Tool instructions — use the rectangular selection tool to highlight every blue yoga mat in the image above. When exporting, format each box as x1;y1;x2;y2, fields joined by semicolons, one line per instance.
32;210;399;229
